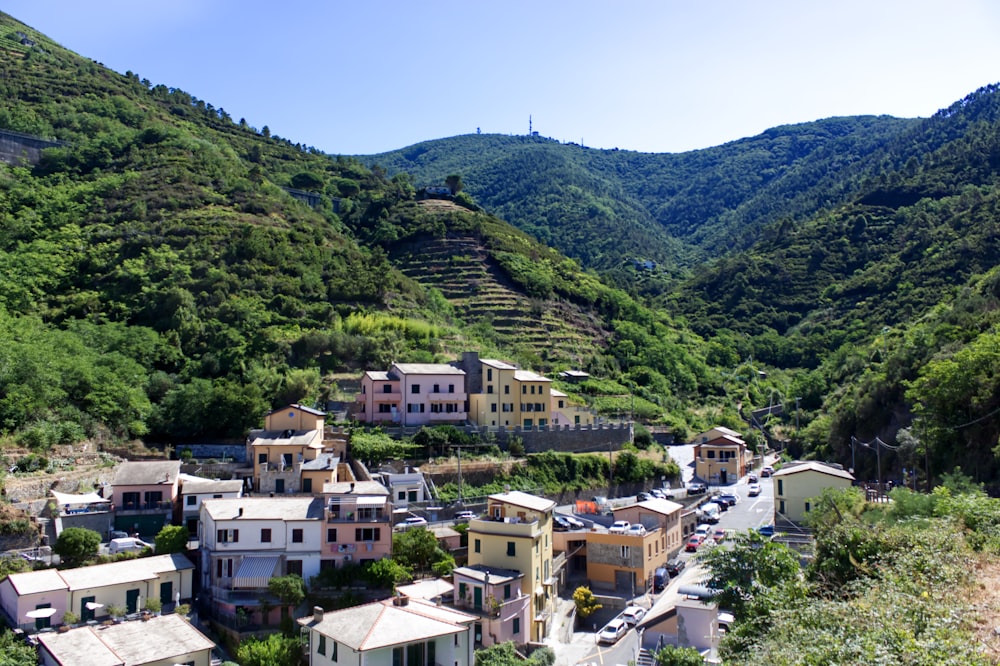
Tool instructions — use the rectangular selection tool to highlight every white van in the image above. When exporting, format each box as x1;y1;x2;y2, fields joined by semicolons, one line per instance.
699;502;722;524
109;537;152;554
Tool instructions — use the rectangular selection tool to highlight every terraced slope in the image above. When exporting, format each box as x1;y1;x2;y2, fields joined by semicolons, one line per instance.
391;201;612;369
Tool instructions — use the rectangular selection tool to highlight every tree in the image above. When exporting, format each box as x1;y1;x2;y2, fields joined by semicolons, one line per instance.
445;174;463;195
653;645;704;666
267;574;306;608
154;525;190;554
475;642;553;666
54;526;101;567
572;586;601;619
392;527;448;573
364;557;412;588
0;627;38;666
697;529;803;619
235;633;302;666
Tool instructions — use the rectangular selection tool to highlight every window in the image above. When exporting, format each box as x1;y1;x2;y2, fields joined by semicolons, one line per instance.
491;404;497;413
261;528;272;543
433;384;440;393
513;617;520;635
504;583;511;599
378;404;392;413
217;529;239;543
558;400;565;408
258;453;267;464
331;640;338;661
707;450;716;459
356;528;382;541
407;403;425;413
805;501;811;513
504;385;510;394
522;385;527;394
411;384;420;394
383;384;392;393
474;539;481;553
449;384;455;393
327;528;337;542
398;491;406;500
318;634;326;656
487;368;493;381
507;541;516;556
487;385;494;394
186;495;196;506
777;480;784;495
287;559;303;577
779;500;786;514
292;528;304;543
620;545;630;558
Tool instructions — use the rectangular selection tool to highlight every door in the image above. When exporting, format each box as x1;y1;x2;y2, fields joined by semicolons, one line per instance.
275;479;285;494
302;478;312;493
720;469;728;484
33;603;51;630
473;587;483;610
126;589;140;614
160;581;173;606
81;596;96;622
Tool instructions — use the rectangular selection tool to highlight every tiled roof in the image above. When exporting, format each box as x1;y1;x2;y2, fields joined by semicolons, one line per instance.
489;490;556;512
112;460;181;486
203;496;324;521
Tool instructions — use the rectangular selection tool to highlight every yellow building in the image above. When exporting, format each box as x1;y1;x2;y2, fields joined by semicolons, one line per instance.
611;498;685;556
584;529;667;596
549;389;596;427
772;461;855;526
469;360;553;429
467;491;556;641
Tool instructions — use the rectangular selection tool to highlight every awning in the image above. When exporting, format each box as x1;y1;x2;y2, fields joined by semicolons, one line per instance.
234;556;279;588
355;496;386;507
26;608;57;619
86;602;105;610
51;490;110;505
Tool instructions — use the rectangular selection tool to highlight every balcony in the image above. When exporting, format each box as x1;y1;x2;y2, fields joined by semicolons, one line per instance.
469;516;542;538
429;410;467;422
117;500;173;514
326;510;390;524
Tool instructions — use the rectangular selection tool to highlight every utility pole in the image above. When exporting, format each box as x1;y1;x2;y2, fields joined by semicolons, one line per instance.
453;445;464;506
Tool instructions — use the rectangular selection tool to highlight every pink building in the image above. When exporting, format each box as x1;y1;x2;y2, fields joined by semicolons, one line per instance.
356;363;467;426
321;480;393;567
452;565;531;647
110;460;180;537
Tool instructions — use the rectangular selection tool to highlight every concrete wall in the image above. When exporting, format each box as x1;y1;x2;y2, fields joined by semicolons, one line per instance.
0;130;66;167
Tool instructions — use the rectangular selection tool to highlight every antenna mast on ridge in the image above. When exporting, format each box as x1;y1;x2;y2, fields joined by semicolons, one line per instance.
529;115;532;135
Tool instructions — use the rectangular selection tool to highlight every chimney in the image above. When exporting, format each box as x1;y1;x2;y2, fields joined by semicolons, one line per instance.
313;606;324;623
393;592;409;606
350;482;355;493
238;508;243;517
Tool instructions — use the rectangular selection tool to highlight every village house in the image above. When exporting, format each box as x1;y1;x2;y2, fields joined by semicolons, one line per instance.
36;613;214;666
451;564;531;647
178;473;244;536
321;480;392;568
110;460;181;537
355;363;468;426
0;553;194;631
298;596;476;666
466;491;556;641
772;461;855;527
549;388;597;428
612;497;685;556
691;426;753;485
467;359;554;429
199;496;323;628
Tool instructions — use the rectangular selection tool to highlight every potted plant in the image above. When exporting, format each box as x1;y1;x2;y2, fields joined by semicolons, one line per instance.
61;610;79;627
143;597;162;616
106;604;125;623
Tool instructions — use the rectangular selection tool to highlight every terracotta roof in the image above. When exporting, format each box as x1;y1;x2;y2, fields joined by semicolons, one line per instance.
771;461;855;481
112;460;181;486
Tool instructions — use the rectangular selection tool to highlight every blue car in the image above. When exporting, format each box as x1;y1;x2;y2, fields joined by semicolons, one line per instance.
757;524;775;537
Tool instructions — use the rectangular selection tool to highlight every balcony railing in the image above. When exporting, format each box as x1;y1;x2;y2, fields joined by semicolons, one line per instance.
326;511;390;523
117;500;173;512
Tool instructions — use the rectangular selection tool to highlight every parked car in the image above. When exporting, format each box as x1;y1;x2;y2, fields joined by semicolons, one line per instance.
653;567;669;592
747;473;759;483
757;524;775;537
685;534;704;552
649;488;665;499
695;523;712;537
454;511;475;523
398;516;428;530
625;524;647;537
636;491;651;502
609;520;631;534
109;530;129;540
699;502;721;524
687;482;707;495
715;493;739;507
621;605;646;625
109;537;152;554
553;515;571;531
563;515;585;529
761;466;774;478
712;528;727;542
748;482;762;496
665;558;686;577
598;619;629;645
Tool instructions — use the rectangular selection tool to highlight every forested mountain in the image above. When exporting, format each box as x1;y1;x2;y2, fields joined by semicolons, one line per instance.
3;10;1000;492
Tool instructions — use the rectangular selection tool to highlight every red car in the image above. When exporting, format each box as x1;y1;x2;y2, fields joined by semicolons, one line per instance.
685;534;704;552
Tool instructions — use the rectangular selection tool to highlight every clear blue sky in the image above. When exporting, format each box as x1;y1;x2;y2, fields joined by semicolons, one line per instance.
5;1;1000;155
